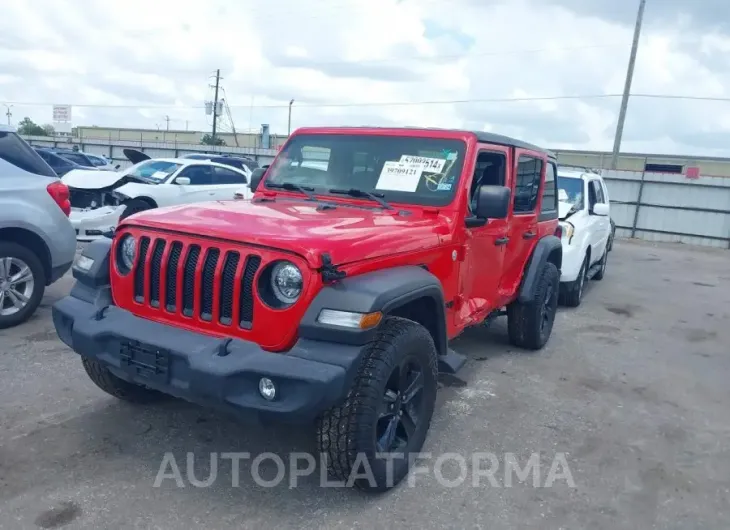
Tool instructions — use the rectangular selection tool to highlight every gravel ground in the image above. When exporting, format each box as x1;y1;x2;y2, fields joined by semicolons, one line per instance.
1;239;729;529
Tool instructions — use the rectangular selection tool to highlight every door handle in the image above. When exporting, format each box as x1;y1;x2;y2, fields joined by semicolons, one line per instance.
523;231;536;240
495;237;509;246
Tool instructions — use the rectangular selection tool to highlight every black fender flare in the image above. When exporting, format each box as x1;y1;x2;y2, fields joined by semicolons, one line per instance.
518;235;562;303
299;266;448;355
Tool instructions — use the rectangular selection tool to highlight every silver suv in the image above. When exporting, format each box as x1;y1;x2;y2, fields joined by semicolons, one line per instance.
0;125;77;328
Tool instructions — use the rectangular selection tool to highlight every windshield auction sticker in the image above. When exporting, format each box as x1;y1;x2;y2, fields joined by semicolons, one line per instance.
376;161;423;192
399;155;446;173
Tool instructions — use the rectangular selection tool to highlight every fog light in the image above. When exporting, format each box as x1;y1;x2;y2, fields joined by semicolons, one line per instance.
259;377;276;401
74;255;94;272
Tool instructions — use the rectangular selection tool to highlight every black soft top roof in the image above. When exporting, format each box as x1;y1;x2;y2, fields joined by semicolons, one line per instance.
471;131;556;159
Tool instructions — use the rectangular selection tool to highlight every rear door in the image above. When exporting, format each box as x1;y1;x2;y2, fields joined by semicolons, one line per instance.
210;165;250;199
501;149;546;293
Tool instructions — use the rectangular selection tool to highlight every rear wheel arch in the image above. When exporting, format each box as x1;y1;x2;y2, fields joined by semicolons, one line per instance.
0;227;52;285
518;235;562;304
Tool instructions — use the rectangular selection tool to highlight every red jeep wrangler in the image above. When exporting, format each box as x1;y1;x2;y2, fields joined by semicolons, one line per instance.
53;127;562;491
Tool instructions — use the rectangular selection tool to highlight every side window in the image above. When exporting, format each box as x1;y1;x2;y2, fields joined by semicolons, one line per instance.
540;162;558;214
513;155;544;213
178;165;214;185
213;166;247;184
469;150;506;214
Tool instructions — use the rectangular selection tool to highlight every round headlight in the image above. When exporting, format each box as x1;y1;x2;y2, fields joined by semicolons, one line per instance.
270;261;303;304
119;235;137;272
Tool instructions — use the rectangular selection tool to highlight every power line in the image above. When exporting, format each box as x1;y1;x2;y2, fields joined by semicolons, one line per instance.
5;93;730;111
274;42;626;68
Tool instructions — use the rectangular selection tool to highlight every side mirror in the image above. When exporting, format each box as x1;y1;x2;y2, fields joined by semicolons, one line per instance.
475;185;511;220
250;167;266;192
175;176;191;185
592;203;609;216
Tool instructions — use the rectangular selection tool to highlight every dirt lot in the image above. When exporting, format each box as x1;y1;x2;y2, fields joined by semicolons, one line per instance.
1;239;729;529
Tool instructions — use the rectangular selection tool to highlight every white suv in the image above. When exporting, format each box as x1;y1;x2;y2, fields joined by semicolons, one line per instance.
556;168;612;307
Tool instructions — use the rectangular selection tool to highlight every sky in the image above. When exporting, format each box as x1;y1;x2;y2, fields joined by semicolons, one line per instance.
1;0;730;156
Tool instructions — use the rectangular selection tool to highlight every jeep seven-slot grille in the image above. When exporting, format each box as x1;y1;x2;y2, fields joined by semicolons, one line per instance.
132;236;262;328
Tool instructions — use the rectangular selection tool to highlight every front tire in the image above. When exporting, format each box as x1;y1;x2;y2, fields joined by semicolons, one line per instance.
119;199;153;221
0;242;46;329
316;317;438;492
82;358;166;404
559;254;587;308
508;262;560;350
593;247;608;281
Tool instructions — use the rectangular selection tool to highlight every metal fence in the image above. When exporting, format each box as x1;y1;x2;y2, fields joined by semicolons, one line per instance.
23;135;280;170
600;164;730;249
22;135;730;248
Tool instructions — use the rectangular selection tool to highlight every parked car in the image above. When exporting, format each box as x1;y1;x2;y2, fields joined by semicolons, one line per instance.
556;167;612;306
63;154;253;241
0;125;77;328
47;148;118;171
181;152;260;172
54;126;562;491
34;148;92;177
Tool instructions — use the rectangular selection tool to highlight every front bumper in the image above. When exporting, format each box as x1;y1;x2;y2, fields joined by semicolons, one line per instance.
52;294;366;423
70;206;123;241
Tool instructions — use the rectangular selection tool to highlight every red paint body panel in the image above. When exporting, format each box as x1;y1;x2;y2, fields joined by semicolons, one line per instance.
113;127;558;349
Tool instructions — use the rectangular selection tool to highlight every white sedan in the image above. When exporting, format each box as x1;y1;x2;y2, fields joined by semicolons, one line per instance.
63;157;253;241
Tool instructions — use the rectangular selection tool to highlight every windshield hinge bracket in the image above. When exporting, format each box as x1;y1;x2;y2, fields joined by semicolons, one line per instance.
318;253;346;284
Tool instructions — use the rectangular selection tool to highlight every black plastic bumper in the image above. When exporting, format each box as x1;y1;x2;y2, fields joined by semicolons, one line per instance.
52;295;366;424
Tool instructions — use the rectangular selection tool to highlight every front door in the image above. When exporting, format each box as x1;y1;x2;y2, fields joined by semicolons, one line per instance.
167;164;222;206
500;149;546;295
459;146;510;325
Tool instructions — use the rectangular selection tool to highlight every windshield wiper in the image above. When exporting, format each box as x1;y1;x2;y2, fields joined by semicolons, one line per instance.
267;182;317;201
328;188;393;210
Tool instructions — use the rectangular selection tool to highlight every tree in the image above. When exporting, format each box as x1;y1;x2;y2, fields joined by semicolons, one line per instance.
201;133;225;146
41;124;55;136
17;117;47;136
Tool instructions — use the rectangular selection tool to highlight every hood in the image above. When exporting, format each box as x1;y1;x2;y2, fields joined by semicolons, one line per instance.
558;201;574;220
123;148;150;164
122;199;451;268
62;169;124;189
62;167;150;190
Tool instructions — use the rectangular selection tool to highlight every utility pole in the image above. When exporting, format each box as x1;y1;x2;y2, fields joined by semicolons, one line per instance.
211;69;221;143
288;99;294;136
164;115;170;131
610;0;646;170
3;104;12;125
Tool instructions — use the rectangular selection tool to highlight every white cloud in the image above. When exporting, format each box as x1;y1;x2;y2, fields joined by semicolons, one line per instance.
1;0;729;156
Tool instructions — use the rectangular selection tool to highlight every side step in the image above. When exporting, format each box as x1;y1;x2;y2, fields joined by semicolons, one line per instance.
585;262;602;280
438;349;467;374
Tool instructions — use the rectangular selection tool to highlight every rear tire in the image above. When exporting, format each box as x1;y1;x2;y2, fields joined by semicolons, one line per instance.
316;317;438;492
82;358;166;404
0;242;46;329
508;262;559;350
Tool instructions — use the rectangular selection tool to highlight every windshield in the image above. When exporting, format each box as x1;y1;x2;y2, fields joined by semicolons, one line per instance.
264;134;467;207
557;176;584;209
124;160;182;182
